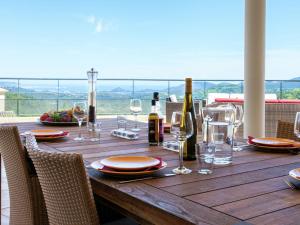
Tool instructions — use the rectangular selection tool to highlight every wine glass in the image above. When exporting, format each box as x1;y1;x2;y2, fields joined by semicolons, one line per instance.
73;101;87;141
294;112;300;138
171;111;194;175
130;99;142;132
201;107;215;143
232;105;244;151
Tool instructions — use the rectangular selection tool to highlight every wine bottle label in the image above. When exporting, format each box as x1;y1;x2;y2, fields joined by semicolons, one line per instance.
148;119;159;144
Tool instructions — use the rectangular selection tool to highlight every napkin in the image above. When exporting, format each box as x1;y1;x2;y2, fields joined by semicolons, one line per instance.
248;136;254;144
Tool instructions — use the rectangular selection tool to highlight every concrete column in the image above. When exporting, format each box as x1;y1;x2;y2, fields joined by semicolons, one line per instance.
244;0;266;138
0;88;8;112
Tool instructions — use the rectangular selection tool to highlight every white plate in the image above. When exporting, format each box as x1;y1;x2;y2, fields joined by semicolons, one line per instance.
100;156;161;171
289;168;300;188
90;160;167;176
289;168;300;180
30;129;64;136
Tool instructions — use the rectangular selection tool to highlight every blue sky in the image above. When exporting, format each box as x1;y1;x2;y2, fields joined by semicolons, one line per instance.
0;0;299;79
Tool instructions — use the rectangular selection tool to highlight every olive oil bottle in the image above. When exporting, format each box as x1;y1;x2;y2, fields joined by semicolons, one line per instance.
182;78;197;160
148;100;159;146
153;92;164;145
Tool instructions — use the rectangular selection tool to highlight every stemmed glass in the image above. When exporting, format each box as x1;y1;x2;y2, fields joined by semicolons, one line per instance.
73;101;87;141
294;112;300;138
201;107;214;143
130;99;142;132
171;111;194;175
232;105;244;151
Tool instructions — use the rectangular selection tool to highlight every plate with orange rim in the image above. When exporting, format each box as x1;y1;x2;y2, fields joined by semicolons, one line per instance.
34;132;69;141
100;156;161;171
251;137;296;147
22;130;69;141
30;129;64;137
90;160;167;176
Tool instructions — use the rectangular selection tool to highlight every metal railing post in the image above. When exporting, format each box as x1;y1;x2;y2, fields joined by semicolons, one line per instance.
240;81;243;93
132;80;135;98
57;79;60;111
279;81;283;99
203;81;207;98
17;79;20;116
167;80;170;97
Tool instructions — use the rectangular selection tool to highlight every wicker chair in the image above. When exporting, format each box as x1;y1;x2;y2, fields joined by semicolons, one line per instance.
276;120;300;141
27;150;100;225
0;126;48;225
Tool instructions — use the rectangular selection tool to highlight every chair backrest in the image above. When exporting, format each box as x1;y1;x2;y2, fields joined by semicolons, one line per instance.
276;120;300;141
0;126;48;225
27;150;100;225
0;111;16;117
207;93;230;104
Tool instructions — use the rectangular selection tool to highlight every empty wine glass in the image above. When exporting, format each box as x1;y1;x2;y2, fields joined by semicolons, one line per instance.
294;112;300;138
233;105;244;151
171;111;194;175
73;101;87;141
201;107;215;143
130;99;142;132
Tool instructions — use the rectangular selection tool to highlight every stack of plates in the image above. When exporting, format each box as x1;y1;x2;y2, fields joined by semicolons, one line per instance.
289;168;300;188
90;156;167;176
249;137;299;153
27;129;69;141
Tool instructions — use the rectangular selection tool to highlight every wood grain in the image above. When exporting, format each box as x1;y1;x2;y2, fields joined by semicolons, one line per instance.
9;120;300;225
247;205;300;225
214;189;300;220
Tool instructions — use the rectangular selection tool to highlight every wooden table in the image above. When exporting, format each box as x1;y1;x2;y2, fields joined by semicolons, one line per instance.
11;120;300;225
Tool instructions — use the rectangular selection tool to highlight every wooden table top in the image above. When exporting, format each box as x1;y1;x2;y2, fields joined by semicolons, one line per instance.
12;119;300;225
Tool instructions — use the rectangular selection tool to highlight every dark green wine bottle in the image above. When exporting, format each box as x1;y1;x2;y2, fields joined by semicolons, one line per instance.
182;78;197;160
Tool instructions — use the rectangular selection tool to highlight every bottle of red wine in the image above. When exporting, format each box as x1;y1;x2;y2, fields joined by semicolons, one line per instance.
182;78;197;160
153;92;164;144
148;100;160;146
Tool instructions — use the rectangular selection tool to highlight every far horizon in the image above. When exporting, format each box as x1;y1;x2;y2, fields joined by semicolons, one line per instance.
0;0;299;80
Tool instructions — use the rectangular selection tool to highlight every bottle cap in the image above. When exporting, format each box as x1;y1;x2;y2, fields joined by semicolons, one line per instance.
153;92;159;100
185;78;192;93
151;99;156;106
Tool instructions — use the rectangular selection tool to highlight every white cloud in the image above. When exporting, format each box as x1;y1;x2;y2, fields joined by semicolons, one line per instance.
86;15;105;33
87;15;96;24
95;21;104;33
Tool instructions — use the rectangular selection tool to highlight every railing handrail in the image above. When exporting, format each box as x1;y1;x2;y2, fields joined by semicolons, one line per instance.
0;77;300;82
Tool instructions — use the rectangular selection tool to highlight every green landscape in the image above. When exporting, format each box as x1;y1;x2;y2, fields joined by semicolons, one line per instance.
1;78;300;116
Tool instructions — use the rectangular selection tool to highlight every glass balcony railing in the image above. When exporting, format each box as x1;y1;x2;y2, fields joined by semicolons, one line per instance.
0;77;299;116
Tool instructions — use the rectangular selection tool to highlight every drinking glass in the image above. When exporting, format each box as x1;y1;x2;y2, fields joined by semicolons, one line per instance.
201;107;214;143
294;112;300;138
232;105;244;151
73;101;87;141
171;111;194;175
201;103;235;143
209;122;234;165
130;99;142;132
90;122;101;142
196;143;215;174
117;115;128;130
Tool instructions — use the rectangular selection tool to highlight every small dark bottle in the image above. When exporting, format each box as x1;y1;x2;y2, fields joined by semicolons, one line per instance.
148;100;159;146
153;92;164;144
